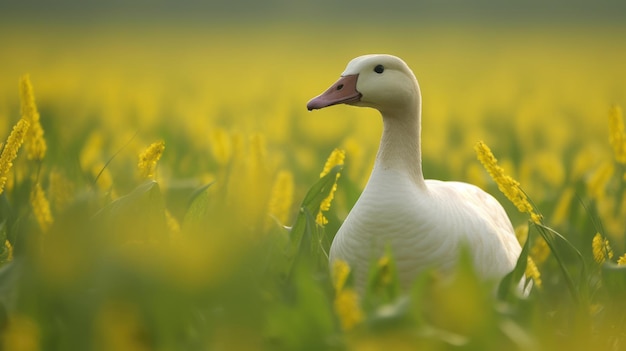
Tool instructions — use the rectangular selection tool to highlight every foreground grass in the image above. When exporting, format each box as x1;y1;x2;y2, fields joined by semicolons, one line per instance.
0;22;625;350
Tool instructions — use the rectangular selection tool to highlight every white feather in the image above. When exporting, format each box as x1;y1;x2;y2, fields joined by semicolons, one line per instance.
309;54;524;292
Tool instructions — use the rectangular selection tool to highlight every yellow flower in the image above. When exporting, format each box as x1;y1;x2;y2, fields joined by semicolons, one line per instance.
608;105;626;164
530;236;550;265
331;260;364;331
592;232;614;264
316;148;345;226
530;213;543;225
525;256;542;288
92;162;114;193
332;259;351;292
320;148;346;178
586;161;614;199
4;240;13;262
79;132;104;171
165;210;181;239
19;74;47;161
376;254;393;286
267;170;294;228
208;128;232;165
515;224;549;278
571;148;601;181
138;140;165;179
552;187;576;226
474;141;541;223
31;182;53;232
617;254;626;266
0;119;30;195
334;288;364;331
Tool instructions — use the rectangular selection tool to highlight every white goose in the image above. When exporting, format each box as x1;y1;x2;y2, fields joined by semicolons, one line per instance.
307;54;522;290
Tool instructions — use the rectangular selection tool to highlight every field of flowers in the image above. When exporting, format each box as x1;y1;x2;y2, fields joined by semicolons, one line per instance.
0;20;625;350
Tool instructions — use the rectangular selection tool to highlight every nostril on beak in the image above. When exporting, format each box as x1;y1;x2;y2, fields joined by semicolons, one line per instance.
336;84;344;90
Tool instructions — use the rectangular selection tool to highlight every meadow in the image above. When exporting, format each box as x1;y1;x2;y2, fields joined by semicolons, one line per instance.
0;20;626;350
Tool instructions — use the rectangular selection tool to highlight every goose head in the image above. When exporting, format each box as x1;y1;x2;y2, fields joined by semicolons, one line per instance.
307;54;426;186
307;54;420;115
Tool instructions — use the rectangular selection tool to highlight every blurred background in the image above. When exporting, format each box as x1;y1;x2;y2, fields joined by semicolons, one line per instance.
1;1;626;350
1;0;625;213
3;0;626;21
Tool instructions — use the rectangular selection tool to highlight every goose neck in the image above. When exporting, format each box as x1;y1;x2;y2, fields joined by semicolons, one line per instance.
373;105;425;187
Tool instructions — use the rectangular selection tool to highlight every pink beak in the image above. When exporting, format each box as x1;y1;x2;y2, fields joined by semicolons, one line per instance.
307;74;362;111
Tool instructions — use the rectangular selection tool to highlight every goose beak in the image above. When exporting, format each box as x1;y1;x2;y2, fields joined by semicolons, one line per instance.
307;74;362;111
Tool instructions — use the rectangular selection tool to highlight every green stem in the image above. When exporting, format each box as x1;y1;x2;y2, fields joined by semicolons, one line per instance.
534;222;588;306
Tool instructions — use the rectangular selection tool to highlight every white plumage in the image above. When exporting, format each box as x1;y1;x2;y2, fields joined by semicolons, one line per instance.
307;54;522;290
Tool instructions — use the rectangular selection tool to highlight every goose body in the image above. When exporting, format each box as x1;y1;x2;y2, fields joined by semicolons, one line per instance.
307;54;522;290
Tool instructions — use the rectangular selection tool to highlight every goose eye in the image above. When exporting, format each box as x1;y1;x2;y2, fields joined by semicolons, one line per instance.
374;64;385;74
